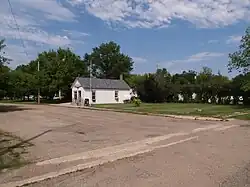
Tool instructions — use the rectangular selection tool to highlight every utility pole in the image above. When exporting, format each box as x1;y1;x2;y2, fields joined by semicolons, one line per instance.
37;60;40;104
89;59;92;106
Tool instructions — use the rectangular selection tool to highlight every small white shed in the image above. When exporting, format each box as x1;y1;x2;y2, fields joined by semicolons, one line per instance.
71;76;132;105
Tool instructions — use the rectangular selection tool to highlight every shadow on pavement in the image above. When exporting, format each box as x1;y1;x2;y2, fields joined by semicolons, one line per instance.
0;130;52;155
0;105;33;113
0;130;52;170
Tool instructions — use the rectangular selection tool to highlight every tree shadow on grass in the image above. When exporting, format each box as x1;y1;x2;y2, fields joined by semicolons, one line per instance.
0;105;33;113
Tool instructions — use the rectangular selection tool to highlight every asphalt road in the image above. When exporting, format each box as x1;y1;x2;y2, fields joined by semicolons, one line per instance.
0;104;250;187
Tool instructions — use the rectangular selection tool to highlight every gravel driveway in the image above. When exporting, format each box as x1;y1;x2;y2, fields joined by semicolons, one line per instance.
0;104;250;187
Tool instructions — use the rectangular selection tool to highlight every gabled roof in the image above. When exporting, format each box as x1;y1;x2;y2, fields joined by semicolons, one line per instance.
73;77;131;90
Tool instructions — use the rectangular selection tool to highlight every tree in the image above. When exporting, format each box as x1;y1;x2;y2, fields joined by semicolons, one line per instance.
0;39;11;67
32;48;87;99
195;67;213;103
172;70;197;103
125;74;145;91
210;73;230;104
137;73;159;102
228;27;250;93
8;48;87;100
136;69;172;103
83;41;134;79
7;70;36;100
228;27;250;73
0;40;11;99
230;74;245;104
0;66;10;99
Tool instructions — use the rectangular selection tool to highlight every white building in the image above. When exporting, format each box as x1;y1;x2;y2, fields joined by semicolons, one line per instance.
71;76;133;105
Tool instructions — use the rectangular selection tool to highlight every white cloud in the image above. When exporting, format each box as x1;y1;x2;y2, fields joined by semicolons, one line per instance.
187;52;225;62
0;0;76;46
11;0;76;22
208;40;219;44
132;56;147;63
69;0;250;28
63;29;90;38
0;0;89;67
226;35;242;44
1;26;72;47
4;43;37;68
165;52;225;68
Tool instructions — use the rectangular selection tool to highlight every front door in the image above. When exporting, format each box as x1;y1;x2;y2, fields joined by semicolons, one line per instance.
78;90;81;105
74;91;77;103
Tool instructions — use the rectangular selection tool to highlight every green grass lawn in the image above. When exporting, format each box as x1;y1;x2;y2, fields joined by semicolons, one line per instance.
94;103;250;120
0;99;66;105
0;100;37;105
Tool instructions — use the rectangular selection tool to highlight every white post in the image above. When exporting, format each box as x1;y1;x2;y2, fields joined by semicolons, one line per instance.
59;90;61;100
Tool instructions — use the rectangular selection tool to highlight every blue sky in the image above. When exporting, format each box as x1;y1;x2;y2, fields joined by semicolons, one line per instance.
0;0;249;77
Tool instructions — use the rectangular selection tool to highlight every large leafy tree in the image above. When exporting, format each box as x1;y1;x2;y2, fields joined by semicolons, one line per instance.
9;48;87;100
7;70;36;100
172;70;197;103
210;73;230;104
228;27;250;92
125;74;146;91
228;27;250;73
0;65;10;99
32;48;87;99
0;39;10;67
195;67;213;103
0;39;11;98
137;68;172;103
230;74;247;104
84;41;134;79
137;73;159;102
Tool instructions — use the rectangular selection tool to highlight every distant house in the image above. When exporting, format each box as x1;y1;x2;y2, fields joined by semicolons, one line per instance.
71;75;133;105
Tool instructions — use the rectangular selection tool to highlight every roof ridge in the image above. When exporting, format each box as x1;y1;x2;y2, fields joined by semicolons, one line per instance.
76;77;130;90
79;77;122;81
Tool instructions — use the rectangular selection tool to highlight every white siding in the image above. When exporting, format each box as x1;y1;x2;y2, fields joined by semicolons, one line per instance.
72;81;85;105
84;89;131;104
72;80;131;104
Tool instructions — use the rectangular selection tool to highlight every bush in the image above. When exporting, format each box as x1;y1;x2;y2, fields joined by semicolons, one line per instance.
133;98;141;107
130;96;136;102
123;99;130;104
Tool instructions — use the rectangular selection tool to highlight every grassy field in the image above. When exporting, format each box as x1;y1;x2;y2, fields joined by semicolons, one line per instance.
0;99;66;105
94;103;250;120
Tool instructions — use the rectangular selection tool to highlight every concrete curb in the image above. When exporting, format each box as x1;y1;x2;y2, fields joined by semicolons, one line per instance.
49;104;229;122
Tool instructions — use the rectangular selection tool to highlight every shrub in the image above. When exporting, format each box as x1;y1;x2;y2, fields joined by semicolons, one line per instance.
133;98;141;107
130;96;136;102
123;99;130;104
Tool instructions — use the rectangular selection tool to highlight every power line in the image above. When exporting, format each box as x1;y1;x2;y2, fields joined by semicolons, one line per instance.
7;0;29;57
7;0;40;104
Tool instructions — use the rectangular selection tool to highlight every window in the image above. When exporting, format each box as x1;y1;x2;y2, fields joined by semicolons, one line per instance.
92;90;96;102
115;91;119;101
